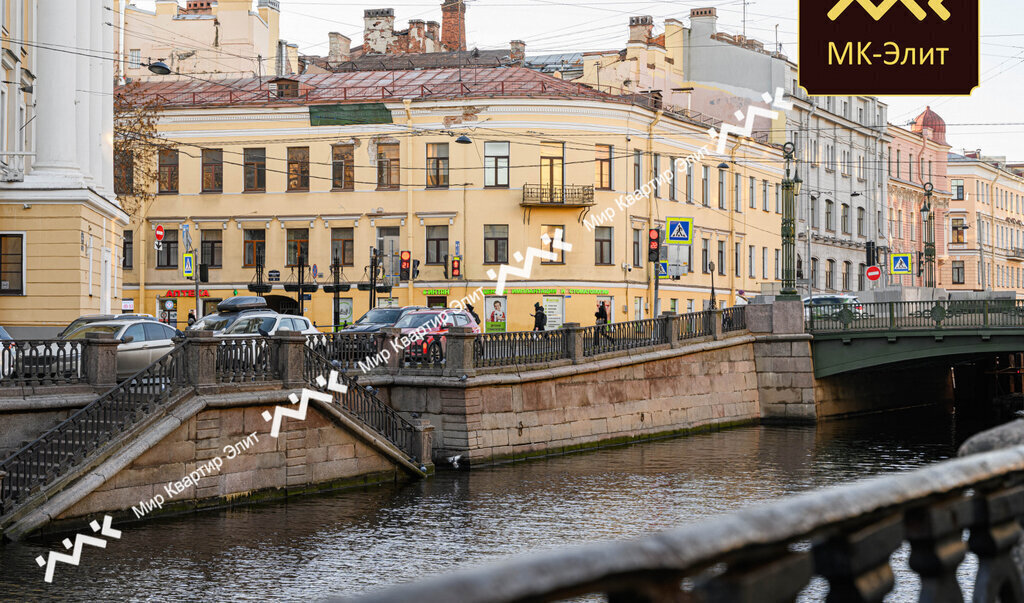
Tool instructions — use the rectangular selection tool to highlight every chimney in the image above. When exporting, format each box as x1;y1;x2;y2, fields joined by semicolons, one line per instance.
628;15;653;44
364;8;396;55
184;0;214;14
441;0;466;52
426;21;440;41
510;40;526;65
328;32;351;63
689;7;718;38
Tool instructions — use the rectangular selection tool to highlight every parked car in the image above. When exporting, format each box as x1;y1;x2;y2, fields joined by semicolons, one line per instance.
803;295;865;321
188;296;270;334
0;326;12;378
394;309;480;363
61;319;180;379
217;313;318;338
58;313;157;338
342;306;426;333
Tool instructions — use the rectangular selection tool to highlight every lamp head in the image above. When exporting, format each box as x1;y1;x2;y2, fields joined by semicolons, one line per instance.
455;134;472;145
793;171;803;196
146;61;172;76
851;192;861;198
717;162;729;169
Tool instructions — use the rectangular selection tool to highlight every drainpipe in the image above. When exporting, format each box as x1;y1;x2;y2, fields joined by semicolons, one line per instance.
648;109;663;317
727;140;742;305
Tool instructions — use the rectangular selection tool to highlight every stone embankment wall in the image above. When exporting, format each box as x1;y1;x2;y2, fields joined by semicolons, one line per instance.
814;364;954;418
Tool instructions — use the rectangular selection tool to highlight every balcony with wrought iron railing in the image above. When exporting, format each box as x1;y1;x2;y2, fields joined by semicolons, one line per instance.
1010;247;1024;261
521;184;595;207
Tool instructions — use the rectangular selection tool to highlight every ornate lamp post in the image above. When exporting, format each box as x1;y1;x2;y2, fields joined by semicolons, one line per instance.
921;182;936;288
779;142;803;300
708;262;717;310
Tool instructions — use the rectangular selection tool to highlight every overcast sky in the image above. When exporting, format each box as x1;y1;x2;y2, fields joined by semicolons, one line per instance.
140;0;1024;158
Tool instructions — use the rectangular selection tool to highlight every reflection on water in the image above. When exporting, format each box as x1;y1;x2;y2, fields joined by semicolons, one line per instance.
0;407;987;602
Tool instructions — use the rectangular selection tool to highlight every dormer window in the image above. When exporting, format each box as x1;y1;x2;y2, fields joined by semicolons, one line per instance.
270;78;300;99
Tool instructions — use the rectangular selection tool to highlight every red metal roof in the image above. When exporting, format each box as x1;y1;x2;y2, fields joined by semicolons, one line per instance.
127;67;612;108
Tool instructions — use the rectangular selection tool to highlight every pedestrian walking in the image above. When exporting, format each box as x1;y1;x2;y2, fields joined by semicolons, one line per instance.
465;303;481;326
187;309;196;327
531;303;547;332
594;301;613;347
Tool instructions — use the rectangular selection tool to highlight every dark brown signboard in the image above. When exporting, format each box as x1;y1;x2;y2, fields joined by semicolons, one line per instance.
799;0;979;95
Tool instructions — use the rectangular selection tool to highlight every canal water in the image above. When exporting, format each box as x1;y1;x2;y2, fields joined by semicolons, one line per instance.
0;407;994;602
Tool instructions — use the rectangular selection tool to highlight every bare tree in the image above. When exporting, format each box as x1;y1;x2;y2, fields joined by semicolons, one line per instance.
114;80;162;218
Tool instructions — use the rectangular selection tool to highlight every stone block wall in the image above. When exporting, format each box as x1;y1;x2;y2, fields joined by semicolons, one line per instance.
754;337;816;422
815;364;954;418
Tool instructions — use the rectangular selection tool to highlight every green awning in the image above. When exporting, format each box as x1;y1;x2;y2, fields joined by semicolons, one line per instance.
309;103;393;126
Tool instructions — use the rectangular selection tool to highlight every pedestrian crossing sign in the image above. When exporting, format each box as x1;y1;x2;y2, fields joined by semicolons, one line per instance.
658;261;670;279
666;217;693;245
890;253;912;275
183;252;194;279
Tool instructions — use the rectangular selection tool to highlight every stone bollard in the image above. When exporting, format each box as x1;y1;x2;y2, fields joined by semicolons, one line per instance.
83;332;120;388
443;326;476;378
660;312;680;348
411;419;435;469
772;299;806;335
380;328;404;374
745;303;774;334
183;330;220;393
562;323;584;364
273;331;308;389
713;309;724;341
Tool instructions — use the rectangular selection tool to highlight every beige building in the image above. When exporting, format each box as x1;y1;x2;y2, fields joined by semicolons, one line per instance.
114;0;296;81
122;67;787;332
0;0;128;336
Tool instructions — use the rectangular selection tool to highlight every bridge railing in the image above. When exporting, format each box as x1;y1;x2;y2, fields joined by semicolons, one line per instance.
346;443;1024;603
473;330;572;368
306;332;384;372
807;299;1024;333
581;317;670;357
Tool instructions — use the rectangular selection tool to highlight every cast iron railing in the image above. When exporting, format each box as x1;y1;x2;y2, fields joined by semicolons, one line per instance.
347;443;1024;603
473;330;571;368
581;318;669;357
215;337;280;383
521;184;596;206
807;300;1024;333
0;340;85;387
306;332;384;372
721;306;747;333
677;310;715;341
401;334;446;370
0;345;187;516
303;347;419;462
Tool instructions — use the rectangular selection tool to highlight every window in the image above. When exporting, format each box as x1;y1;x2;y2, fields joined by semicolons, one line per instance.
857;208;865;236
951;218;966;244
842;261;851;291
734;243;741;277
895;150;901;178
653;155;661;197
129;49;141;69
376;143;399;190
201;149;223;193
686;163;694;203
811;257;819;287
286;229;309;266
484;225;508;264
718;169;726;209
858;263;866;290
634;151;642;191
595;227;613;265
273;79;299;98
243;229;265;268
200;230;222;268
762;247;768;279
633;228;642;267
542;224;565;263
748;245;756;278
122;230;133;269
775;184;781;214
596;145;612;190
332;145;354;190
774;249;781;280
484;142;509;187
0;233;23;294
825;200;834;230
897;210;902;239
156;229;178;268
158;149;178;193
717;241;726;275
331;228;354;266
841;203;850;234
952;179;964;200
287;147;310;191
426;225;448;265
244;148;266;192
734;173;742;212
811;197;818;227
909;154;913;180
427;143;449;188
762;180;769;211
702;239;710;273
114;150;134;195
749;177;756;209
952;260;965;284
826;259;835;290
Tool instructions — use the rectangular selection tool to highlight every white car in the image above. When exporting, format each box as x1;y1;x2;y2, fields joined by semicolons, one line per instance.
55;319;179;380
216;313;319;338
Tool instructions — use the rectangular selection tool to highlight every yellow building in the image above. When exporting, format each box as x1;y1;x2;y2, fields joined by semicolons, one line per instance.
0;0;128;336
123;67;785;332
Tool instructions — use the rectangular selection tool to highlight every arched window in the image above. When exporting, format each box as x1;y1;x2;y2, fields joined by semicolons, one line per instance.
826;259;836;290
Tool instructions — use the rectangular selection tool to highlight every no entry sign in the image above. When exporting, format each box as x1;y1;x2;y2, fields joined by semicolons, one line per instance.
155;225;165;242
866;265;882;282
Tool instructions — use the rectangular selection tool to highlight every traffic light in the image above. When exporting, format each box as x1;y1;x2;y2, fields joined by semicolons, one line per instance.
865;242;877;267
451;256;462;279
199;264;209;283
916;251;923;277
399;250;411;280
648;228;661;263
443;254;449;279
412;259;421;280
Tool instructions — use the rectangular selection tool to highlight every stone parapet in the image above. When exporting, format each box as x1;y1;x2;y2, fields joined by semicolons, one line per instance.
82;332;119;388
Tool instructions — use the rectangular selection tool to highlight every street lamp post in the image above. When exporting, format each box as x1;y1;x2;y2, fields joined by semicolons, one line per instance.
921;182;936;288
779;142;802;300
708;262;717;310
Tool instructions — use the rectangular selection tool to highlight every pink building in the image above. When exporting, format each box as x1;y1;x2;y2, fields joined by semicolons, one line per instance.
886;108;951;288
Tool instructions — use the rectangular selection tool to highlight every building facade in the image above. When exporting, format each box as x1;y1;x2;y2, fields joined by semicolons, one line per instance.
122;67;786;332
0;0;128;335
885;111;951;290
947;151;1024;293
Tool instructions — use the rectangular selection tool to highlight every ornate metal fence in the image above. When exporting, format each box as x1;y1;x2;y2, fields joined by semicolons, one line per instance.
401;334;446;370
306;332;384;372
677;311;715;341
581;318;669;357
346;443;1024;603
721;306;747;333
0;345;187;515
807;300;1024;333
473;330;571;368
0;340;85;387
303;347;419;462
215;337;280;383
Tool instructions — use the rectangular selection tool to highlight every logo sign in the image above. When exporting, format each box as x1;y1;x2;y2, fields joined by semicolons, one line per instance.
890;253;913;275
866;265;882;281
666;218;694;245
658;261;670;279
799;0;978;95
183;252;194;279
154;225;165;242
122;299;135;311
268;270;281;282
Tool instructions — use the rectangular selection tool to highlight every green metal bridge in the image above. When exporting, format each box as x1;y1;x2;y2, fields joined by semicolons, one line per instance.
807;300;1024;377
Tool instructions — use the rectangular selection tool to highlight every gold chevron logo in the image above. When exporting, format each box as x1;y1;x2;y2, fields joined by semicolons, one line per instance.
827;0;950;21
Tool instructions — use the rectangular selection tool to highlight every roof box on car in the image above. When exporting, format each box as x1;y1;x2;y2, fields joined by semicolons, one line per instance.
217;296;268;312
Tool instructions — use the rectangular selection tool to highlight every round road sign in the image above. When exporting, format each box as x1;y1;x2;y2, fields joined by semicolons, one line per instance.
155;225;165;242
866;266;882;282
